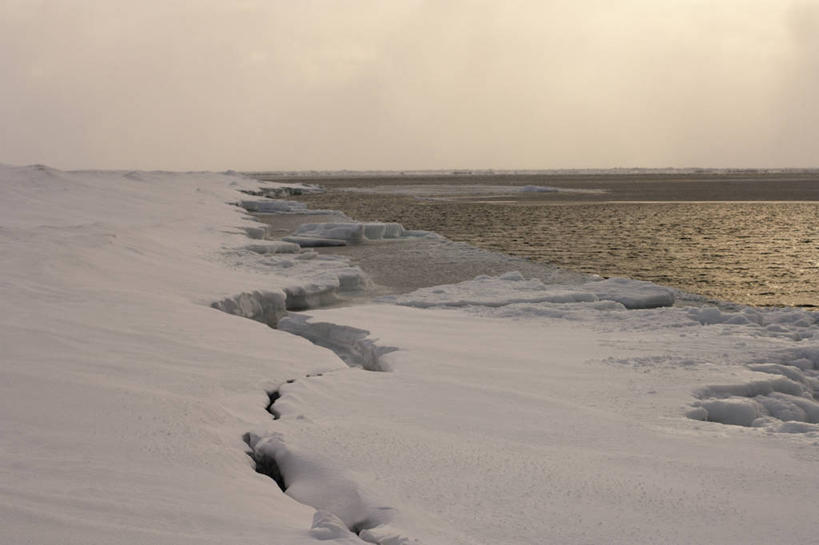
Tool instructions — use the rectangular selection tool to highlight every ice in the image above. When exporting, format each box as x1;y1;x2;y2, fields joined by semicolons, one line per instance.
242;199;308;212
241;199;336;215
212;290;288;326
380;271;675;309
278;314;397;371
687;355;819;429
283;222;437;247
688;305;818;331
244;241;302;254
583;277;676;309
690;398;764;426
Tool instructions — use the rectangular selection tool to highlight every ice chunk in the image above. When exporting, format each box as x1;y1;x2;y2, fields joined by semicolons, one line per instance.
695;398;763;427
278;314;397;371
380;273;598;308
241;199;307;213
283;236;349;247
284;223;365;245
583;277;675;309
776;421;819;434
696;377;809;399
240;199;335;214
381;272;674;310
283;221;435;247
243;241;301;254
210;290;287;327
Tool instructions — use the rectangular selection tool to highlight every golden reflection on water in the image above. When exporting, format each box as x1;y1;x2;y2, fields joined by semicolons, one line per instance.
297;192;819;308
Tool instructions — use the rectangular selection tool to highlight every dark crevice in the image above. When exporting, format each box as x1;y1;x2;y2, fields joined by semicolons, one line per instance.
242;432;286;492
351;520;378;535
265;390;281;420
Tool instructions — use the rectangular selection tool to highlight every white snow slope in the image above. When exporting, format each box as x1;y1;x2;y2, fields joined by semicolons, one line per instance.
2;164;818;545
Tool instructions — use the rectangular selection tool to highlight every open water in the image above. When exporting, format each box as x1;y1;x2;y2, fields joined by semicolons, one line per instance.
264;172;819;308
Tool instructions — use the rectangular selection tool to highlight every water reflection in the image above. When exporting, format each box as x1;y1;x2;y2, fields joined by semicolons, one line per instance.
296;193;819;308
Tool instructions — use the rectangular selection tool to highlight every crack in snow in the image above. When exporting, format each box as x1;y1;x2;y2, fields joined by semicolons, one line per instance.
277;314;398;372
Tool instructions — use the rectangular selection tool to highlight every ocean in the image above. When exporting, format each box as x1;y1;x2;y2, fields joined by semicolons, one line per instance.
260;171;819;308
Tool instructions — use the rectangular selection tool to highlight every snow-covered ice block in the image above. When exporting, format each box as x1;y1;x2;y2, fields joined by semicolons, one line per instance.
210;290;287;327
283;236;349;247
582;277;675;309
287;223;365;245
240;199;336;214
243;225;272;239
283;222;436;247
693;398;764;427
379;271;599;308
241;199;307;213
281;268;368;310
687;306;818;332
380;271;674;310
278;314;397;371
243;241;301;254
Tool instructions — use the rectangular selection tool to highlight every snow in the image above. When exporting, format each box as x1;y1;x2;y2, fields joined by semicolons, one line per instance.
3;163;819;545
247;304;819;544
0;165;351;544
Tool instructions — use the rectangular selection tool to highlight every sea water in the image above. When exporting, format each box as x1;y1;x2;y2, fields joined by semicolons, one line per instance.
271;172;819;308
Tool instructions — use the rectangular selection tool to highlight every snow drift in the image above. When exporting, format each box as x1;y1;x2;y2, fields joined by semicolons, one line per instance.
3;163;819;545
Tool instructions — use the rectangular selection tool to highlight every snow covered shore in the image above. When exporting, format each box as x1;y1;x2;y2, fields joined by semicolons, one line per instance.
2;165;818;545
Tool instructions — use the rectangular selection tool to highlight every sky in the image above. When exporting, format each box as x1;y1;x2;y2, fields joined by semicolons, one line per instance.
1;0;817;171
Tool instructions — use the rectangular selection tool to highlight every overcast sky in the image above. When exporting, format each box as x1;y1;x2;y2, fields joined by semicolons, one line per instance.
1;1;817;171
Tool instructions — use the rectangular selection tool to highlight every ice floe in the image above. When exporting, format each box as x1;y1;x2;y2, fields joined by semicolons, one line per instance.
379;271;675;309
283;221;438;247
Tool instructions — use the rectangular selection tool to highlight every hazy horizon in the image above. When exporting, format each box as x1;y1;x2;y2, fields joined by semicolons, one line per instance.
2;1;818;171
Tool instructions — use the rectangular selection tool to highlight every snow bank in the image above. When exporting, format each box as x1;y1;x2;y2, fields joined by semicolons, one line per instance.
5;163;819;545
257;303;819;545
0;164;357;545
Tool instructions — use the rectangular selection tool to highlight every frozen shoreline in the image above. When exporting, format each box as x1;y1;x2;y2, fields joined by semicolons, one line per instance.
2;165;818;545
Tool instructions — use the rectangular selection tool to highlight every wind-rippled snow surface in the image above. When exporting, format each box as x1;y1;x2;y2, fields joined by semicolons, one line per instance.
4;165;819;545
